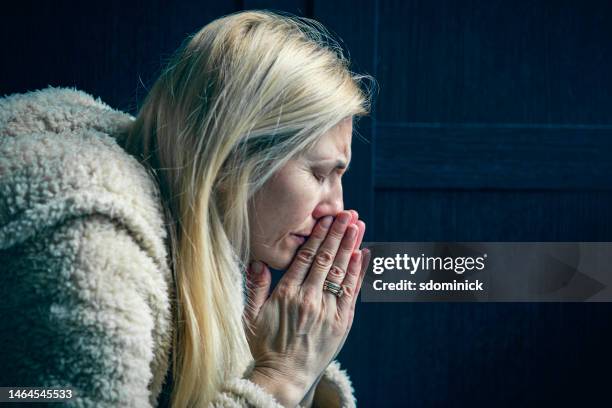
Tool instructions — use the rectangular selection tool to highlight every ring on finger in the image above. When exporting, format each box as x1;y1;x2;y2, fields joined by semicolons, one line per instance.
323;264;345;295
323;280;344;298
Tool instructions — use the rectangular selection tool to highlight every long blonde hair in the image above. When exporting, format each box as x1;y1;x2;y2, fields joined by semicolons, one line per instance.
120;9;374;407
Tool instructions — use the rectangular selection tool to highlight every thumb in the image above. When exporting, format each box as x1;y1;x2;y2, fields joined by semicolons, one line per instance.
244;261;271;330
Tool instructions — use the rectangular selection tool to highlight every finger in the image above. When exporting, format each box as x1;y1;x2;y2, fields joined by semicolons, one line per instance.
278;215;333;287
348;209;359;224
353;220;366;252
303;211;353;291
336;250;362;315
336;249;370;358
343;208;363;251
243;261;271;330
351;248;371;310
322;224;359;290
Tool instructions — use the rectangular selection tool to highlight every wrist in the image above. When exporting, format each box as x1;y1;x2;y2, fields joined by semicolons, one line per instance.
248;366;308;407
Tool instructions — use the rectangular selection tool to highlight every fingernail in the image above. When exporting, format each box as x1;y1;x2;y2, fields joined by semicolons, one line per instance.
338;212;351;225
321;216;333;228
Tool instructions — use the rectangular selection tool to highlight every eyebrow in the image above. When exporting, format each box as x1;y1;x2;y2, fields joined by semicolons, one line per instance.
314;158;351;172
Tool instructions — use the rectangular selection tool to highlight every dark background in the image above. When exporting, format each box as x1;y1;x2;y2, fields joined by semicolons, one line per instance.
3;0;612;406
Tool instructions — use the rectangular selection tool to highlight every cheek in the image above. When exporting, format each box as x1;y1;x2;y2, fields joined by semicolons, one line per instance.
263;191;315;241
282;179;320;221
253;179;318;237
248;174;321;268
250;161;321;228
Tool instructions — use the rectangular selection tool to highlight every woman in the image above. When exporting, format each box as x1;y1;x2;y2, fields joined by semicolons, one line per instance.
0;9;373;407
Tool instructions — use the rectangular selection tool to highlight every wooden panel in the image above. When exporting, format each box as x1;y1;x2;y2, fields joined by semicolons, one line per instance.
376;0;612;124
340;301;612;406
243;0;310;16
1;1;238;113
374;190;612;241
375;124;612;190
313;0;377;82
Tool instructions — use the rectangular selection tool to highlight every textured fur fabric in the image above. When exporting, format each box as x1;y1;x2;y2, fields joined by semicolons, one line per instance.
0;87;357;407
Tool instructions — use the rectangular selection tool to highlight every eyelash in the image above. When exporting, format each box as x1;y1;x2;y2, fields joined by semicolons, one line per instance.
313;172;326;184
312;169;345;184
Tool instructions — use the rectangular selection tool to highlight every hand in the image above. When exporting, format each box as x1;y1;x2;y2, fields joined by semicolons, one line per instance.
298;210;370;408
326;210;370;363
243;210;369;407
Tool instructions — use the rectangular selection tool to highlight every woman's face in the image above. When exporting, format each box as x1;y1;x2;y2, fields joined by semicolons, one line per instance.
248;117;353;270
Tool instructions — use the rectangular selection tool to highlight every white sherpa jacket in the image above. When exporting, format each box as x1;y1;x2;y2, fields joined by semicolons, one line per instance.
0;87;357;407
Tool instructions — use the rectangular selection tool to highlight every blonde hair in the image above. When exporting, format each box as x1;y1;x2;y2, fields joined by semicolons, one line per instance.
120;9;374;407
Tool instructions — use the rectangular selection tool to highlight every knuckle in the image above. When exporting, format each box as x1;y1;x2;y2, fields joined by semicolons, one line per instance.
315;250;334;267
348;261;361;276
341;239;354;250
299;295;319;314
328;228;345;240
329;265;346;278
275;284;293;298
295;248;316;264
341;284;354;300
311;226;327;240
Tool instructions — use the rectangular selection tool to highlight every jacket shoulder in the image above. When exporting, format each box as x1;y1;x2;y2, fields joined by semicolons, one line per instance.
0;87;173;406
0;86;133;138
0;87;168;274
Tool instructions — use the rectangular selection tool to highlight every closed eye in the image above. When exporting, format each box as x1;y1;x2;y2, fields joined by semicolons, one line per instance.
313;167;348;184
313;171;326;184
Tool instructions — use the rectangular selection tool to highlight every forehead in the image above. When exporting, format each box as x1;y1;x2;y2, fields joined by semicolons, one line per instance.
306;117;353;161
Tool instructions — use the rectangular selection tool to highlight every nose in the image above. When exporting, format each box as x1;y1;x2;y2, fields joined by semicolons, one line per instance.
312;182;344;220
